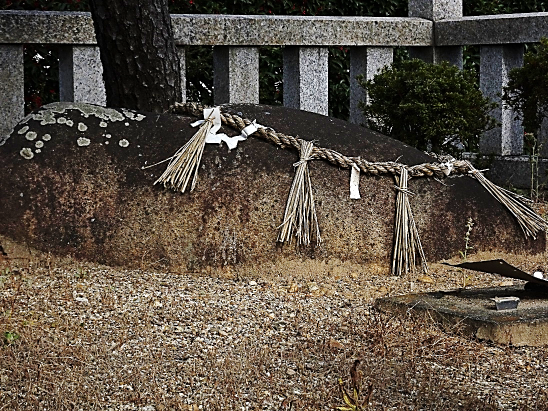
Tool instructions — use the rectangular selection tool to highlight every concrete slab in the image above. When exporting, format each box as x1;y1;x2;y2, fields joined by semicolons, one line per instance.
375;285;548;346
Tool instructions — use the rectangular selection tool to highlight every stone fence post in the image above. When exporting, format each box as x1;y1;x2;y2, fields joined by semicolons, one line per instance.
283;46;329;116
59;45;106;105
408;0;463;68
0;45;24;141
479;45;524;155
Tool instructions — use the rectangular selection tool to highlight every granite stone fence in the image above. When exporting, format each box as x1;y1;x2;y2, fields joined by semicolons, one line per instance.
2;0;548;186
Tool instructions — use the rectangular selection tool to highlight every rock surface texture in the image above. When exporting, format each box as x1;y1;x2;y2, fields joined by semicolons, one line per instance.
0;102;544;271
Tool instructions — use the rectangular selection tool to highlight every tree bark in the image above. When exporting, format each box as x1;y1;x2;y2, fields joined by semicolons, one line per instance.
89;0;182;112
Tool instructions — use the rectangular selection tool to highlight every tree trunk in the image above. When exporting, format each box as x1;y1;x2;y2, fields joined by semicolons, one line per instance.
89;0;182;112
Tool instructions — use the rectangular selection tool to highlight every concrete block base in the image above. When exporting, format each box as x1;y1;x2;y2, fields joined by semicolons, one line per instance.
375;285;548;346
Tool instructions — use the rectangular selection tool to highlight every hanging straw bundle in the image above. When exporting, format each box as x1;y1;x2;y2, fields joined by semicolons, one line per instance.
466;161;548;239
392;167;428;276
153;112;215;193
278;140;322;246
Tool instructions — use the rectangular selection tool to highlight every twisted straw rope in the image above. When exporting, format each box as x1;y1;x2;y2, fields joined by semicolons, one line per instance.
169;102;548;239
171;102;470;180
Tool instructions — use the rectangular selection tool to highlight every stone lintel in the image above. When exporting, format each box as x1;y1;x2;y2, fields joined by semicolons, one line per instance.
0;45;24;142
283;47;328;116
480;45;524;156
0;11;433;47
0;11;96;44
437;13;548;45
349;47;393;125
173;15;433;46
213;46;259;105
59;45;106;106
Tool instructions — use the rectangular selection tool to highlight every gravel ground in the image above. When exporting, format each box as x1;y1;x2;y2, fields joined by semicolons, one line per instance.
1;249;548;410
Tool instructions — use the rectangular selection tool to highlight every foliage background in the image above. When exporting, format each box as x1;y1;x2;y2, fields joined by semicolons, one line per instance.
1;0;547;117
359;59;498;156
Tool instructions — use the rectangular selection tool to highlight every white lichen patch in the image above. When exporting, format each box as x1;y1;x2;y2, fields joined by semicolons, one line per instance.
20;147;34;160
17;126;29;135
39;102;126;122
35;149;41;153
122;110;136;120
42;134;51;141
25;131;37;141
35;141;44;149
78;122;88;132
122;109;146;122
119;139;130;147
77;137;91;147
104;141;109;145
25;103;145;137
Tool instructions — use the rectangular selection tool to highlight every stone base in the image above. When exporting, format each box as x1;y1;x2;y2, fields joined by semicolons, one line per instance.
375;285;548;346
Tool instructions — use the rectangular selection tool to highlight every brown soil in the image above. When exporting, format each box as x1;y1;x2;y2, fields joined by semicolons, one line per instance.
1;235;548;410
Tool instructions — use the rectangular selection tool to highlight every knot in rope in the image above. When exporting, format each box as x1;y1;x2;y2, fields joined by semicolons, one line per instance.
293;140;314;168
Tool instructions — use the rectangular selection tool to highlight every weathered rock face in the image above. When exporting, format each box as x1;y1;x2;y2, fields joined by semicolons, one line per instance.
0;102;544;272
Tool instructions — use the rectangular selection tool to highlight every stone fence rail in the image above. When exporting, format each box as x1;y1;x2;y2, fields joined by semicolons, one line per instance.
3;5;548;169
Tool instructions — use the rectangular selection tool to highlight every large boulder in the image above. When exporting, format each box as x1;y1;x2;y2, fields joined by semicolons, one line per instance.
0;102;544;272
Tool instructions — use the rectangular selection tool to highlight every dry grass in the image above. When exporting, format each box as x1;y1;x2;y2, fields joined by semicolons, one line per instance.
2;246;548;410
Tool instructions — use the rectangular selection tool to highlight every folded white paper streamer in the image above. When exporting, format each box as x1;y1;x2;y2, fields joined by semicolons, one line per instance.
191;108;261;151
350;165;361;199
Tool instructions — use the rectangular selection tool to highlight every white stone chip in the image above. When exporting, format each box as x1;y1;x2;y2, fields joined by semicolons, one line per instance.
350;165;361;199
25;131;37;141
77;137;91;147
20;147;34;160
35;149;41;153
105;134;111;139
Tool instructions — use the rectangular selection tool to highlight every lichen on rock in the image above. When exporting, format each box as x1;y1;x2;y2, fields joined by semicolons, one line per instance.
19;147;34;160
77;137;91;147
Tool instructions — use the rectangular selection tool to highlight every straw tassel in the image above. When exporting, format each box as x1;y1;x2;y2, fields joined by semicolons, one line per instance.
466;161;548;239
392;167;428;276
153;114;214;193
278;140;321;246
